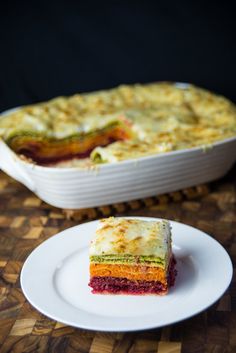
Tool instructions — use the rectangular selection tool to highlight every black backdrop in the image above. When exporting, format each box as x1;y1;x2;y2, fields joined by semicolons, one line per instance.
0;1;235;112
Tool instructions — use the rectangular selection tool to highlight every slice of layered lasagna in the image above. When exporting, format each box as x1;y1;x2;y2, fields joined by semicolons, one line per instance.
89;217;177;295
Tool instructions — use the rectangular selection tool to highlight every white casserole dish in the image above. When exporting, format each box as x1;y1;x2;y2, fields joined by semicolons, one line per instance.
0;129;235;209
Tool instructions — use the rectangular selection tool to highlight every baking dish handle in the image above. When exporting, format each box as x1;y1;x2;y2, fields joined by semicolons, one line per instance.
0;140;36;192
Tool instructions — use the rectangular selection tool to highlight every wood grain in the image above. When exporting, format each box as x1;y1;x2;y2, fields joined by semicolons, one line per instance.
0;168;235;353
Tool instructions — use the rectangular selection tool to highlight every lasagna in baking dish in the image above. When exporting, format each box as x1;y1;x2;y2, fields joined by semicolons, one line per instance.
0;82;235;166
89;217;177;295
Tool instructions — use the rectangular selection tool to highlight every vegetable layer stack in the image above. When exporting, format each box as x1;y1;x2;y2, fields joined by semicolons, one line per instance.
89;217;177;295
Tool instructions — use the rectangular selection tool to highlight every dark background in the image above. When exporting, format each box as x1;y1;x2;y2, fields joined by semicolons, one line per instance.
0;1;235;112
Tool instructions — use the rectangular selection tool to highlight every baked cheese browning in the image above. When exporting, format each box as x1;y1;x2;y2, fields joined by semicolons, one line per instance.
89;218;171;260
91;105;236;163
89;263;167;283
0;82;235;167
7;121;133;165
91;139;173;163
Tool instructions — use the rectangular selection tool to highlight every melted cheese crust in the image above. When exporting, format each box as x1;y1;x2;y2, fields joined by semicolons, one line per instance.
1;82;235;166
89;217;171;259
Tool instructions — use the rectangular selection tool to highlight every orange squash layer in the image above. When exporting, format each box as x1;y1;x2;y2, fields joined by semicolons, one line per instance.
8;125;131;164
90;263;167;283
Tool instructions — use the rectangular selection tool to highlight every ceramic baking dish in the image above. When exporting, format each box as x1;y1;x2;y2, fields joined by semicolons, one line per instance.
0;130;235;209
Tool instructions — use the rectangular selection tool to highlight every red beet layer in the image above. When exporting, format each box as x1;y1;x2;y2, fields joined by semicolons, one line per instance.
89;257;177;295
18;137;119;165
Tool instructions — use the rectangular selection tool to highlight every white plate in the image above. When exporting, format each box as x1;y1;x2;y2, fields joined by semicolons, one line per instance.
20;217;233;332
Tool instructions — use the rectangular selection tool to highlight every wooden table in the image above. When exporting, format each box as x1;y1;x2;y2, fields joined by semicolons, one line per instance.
0;167;235;353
